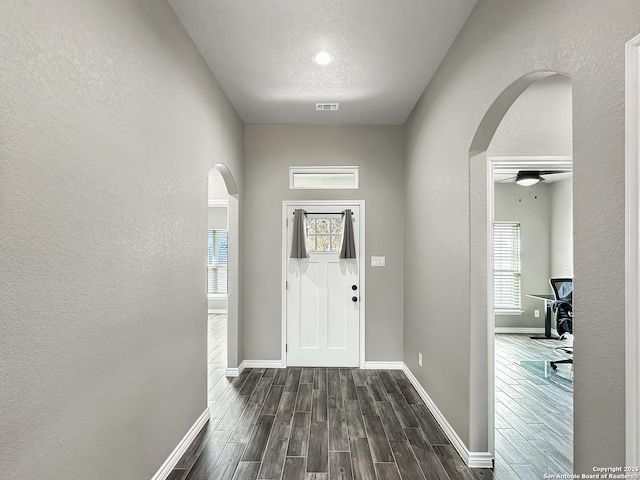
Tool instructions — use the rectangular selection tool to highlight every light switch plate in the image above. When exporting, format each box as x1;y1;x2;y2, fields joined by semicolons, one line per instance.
371;256;386;267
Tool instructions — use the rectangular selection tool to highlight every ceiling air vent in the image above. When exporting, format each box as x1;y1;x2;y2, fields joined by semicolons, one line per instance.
316;103;339;111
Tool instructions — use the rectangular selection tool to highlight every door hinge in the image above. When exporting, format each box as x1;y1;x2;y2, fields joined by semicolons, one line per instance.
285;281;288;290
286;344;288;352
286;218;289;227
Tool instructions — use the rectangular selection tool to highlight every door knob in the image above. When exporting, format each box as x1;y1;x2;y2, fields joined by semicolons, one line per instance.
352;296;358;302
352;285;358;290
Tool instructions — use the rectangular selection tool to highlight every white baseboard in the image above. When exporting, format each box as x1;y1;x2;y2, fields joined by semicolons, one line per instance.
362;361;404;370
225;361;245;377
468;452;494;468
225;360;285;376
151;409;209;480
494;327;544;334
401;363;493;469
243;360;284;369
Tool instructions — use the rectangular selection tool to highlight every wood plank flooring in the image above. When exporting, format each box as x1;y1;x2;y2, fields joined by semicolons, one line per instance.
170;315;487;479
170;366;489;480
208;314;228;409
171;317;572;479
494;334;573;479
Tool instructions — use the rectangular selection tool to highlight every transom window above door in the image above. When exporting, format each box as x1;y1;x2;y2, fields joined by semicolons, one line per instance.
306;217;343;253
289;166;359;189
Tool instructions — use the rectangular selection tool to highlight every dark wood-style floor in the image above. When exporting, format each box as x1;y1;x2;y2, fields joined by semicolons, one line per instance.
167;317;572;480
167;318;491;480
170;365;489;480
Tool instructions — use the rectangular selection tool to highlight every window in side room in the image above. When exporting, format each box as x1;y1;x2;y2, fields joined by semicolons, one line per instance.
208;229;228;294
493;221;521;312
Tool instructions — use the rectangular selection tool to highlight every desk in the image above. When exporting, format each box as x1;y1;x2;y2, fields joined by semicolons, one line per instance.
526;294;559;339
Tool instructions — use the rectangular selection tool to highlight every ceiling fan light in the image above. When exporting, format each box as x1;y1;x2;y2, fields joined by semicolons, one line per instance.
515;171;541;186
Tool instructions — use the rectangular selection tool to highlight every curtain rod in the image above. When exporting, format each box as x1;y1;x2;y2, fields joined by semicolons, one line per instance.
302;211;346;216
304;212;344;215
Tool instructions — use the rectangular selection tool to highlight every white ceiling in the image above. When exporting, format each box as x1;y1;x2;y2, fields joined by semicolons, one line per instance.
168;0;477;125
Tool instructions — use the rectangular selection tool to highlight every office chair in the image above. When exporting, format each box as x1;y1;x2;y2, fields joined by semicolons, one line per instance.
549;278;573;370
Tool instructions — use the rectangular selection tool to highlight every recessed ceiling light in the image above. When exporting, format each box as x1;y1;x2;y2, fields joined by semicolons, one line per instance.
313;51;334;66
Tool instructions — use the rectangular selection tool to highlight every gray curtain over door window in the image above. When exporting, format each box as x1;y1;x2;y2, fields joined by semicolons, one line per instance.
290;209;309;258
339;209;356;259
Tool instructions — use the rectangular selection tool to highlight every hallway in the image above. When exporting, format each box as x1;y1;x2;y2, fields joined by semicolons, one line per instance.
166;316;492;480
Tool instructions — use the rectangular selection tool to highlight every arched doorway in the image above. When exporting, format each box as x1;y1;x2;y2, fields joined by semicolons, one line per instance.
206;162;242;411
206;166;230;406
469;71;574;476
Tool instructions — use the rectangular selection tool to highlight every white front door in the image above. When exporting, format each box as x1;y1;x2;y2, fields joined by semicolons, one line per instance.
285;204;361;367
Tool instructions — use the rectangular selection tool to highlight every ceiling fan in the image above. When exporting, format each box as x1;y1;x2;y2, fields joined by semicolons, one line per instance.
497;170;567;186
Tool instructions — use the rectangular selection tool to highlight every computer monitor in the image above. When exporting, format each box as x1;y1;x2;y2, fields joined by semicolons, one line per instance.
550;278;572;304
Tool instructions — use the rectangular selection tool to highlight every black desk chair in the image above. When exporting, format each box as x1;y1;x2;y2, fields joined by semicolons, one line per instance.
549;278;573;370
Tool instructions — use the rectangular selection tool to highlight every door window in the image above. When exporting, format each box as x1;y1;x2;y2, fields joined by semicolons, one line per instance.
306;217;343;253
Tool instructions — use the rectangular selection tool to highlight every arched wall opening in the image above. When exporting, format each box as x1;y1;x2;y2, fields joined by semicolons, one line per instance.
468;71;573;466
208;163;242;375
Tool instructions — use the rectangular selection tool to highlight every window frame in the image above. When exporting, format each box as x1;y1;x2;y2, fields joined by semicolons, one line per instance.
305;215;344;254
493;221;523;314
289;166;359;190
208;229;228;295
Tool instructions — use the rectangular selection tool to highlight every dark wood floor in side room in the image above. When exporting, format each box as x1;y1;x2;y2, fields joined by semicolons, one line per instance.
493;334;573;480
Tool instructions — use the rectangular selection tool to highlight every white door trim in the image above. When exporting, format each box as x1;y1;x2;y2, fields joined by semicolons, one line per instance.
488;155;573;164
486;156;496;458
282;200;366;368
625;32;640;468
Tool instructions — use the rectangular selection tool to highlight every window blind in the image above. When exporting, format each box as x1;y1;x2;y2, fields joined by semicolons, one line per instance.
493;222;521;310
208;230;228;294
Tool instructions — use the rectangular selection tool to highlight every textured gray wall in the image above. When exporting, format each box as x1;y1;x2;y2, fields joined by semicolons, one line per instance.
243;125;404;362
0;1;243;479
488;74;573;157
550;178;574;278
494;183;552;329
404;0;639;469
